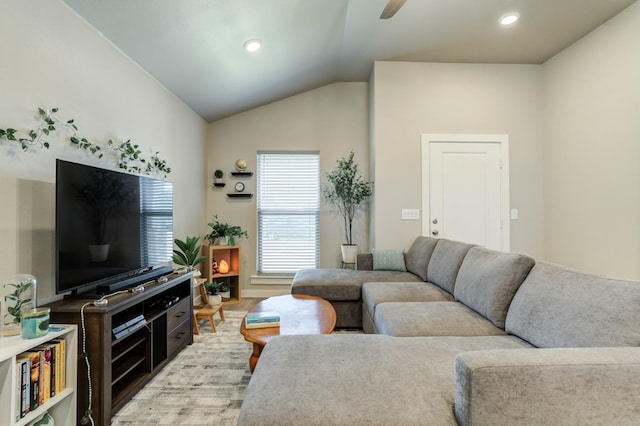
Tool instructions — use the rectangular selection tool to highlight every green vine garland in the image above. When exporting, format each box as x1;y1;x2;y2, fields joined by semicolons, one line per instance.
0;107;171;177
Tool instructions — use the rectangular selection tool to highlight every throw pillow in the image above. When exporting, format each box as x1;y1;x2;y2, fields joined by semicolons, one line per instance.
372;248;407;271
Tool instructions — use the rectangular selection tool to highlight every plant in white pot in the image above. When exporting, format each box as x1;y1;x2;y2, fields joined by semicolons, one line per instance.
322;150;373;263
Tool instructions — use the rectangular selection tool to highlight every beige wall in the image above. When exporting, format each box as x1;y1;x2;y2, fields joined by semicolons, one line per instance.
0;1;207;303
208;83;369;296
542;2;640;279
371;62;545;257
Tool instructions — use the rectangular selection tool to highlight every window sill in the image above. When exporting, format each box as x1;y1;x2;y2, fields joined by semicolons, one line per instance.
250;275;294;286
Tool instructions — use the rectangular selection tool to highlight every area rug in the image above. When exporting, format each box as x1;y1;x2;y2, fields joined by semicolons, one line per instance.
111;311;252;425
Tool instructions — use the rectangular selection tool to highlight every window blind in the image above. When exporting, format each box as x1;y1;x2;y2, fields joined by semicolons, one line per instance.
140;178;174;266
257;152;320;274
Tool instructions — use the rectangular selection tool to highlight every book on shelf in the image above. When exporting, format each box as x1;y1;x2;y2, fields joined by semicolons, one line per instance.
16;354;31;419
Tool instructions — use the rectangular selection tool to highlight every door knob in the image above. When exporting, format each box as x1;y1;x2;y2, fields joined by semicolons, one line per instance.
432;230;439;236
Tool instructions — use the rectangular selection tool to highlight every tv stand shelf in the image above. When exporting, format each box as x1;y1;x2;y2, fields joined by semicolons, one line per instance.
46;271;193;425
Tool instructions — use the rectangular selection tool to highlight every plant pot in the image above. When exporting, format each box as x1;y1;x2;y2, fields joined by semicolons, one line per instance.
217;236;229;246
341;244;359;264
218;291;231;299
207;293;222;306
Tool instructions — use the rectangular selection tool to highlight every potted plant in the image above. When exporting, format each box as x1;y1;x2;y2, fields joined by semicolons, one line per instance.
204;280;231;300
213;169;225;187
322;150;373;263
205;215;248;246
172;236;209;272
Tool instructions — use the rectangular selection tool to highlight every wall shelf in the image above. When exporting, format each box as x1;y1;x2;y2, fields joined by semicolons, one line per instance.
230;171;253;177
213;182;226;188
227;193;253;198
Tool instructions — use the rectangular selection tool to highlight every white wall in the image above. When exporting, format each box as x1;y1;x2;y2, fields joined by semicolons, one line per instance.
0;1;207;303
208;83;369;296
371;62;545;257
542;2;640;279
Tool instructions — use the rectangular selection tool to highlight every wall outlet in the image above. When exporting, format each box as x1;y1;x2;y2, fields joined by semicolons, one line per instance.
401;209;420;220
510;209;519;220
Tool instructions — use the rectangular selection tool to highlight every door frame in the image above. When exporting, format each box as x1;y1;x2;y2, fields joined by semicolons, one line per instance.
421;134;510;250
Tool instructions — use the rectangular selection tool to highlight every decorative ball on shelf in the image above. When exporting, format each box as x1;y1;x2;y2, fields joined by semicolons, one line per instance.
235;159;248;172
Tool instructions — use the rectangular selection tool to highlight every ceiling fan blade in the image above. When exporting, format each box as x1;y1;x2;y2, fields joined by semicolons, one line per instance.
380;0;407;19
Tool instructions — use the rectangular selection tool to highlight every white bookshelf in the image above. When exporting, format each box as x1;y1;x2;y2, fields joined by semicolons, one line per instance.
0;325;77;426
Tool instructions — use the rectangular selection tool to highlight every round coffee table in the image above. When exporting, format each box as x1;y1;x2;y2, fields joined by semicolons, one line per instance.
240;294;336;372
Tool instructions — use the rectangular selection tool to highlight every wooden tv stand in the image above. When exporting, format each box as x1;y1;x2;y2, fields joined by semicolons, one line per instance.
46;271;193;425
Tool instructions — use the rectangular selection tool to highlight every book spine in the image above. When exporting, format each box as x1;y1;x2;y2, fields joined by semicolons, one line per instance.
15;360;22;422
42;347;52;402
39;350;45;406
52;339;66;391
50;343;56;398
28;352;40;410
23;357;30;416
245;321;280;329
246;318;280;324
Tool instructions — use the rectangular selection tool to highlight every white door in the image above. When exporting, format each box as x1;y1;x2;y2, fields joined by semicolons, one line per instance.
421;134;509;250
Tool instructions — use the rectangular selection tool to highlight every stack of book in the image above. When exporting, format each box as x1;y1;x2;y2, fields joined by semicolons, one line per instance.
245;311;280;329
15;338;66;421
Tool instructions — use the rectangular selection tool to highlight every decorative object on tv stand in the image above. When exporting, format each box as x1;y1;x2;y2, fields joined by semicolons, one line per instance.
205;215;249;246
213;169;226;188
173;236;209;273
2;274;36;337
0;106;172;177
322;150;374;264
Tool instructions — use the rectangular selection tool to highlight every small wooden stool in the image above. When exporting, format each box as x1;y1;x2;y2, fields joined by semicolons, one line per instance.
193;280;226;334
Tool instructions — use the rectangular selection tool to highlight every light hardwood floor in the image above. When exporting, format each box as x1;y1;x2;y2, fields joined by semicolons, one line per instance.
224;298;265;311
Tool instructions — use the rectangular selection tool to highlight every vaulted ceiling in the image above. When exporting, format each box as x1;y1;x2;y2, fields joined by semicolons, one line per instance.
63;0;636;122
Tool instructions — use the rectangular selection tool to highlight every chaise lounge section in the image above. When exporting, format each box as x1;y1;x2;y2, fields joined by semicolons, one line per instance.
239;237;640;425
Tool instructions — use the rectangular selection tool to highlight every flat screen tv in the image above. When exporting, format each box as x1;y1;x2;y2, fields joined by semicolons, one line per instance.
55;159;174;296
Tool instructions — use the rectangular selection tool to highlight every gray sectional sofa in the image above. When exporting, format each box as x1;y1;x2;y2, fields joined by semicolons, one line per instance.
238;237;640;425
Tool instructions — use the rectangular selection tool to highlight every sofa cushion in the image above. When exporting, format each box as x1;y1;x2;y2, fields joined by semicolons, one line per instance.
404;236;439;281
291;268;421;301
362;282;453;320
374;302;506;337
454;247;535;329
238;334;531;426
426;239;475;294
372;248;407;271
506;262;640;348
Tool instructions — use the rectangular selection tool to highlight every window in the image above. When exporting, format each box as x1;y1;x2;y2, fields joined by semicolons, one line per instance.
140;178;174;266
257;152;320;274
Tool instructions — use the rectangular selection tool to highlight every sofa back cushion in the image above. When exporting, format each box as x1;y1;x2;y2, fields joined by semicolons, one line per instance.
506;262;640;348
404;237;439;281
426;239;475;294
454;247;535;329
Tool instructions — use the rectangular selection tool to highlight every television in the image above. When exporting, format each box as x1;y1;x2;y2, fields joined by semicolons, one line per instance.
55;159;174;296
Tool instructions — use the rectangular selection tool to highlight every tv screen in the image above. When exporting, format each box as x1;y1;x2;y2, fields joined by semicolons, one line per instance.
55;159;174;295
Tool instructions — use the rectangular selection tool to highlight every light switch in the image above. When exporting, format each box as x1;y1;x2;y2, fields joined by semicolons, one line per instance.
402;209;420;220
510;209;519;220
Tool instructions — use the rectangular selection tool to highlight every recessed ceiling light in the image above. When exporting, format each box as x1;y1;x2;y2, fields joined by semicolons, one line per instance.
243;39;262;52
499;12;519;26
